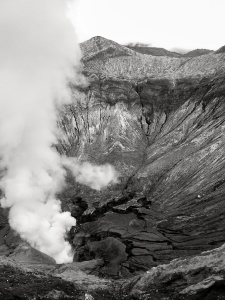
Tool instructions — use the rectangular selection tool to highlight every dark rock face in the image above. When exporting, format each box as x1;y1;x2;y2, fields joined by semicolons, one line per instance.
0;207;22;257
128;244;225;299
74;236;127;277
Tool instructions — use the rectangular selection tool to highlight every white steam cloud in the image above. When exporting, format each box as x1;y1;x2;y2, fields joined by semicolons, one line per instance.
0;0;81;263
63;157;119;190
0;0;119;264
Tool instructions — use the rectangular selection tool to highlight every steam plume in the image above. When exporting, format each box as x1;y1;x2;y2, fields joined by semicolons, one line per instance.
63;157;119;190
0;0;81;263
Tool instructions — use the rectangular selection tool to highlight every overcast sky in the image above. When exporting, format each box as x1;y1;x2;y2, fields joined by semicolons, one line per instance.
71;0;225;51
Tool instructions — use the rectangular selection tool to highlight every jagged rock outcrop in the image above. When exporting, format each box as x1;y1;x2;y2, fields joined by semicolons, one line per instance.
128;243;225;299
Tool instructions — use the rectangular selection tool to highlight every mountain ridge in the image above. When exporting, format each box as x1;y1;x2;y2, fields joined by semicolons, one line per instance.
80;36;225;82
81;36;216;59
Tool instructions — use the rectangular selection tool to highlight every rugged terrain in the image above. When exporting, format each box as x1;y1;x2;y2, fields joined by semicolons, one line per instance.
1;36;225;299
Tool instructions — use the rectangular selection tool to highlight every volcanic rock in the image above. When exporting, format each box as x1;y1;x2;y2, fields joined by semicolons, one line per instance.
128;243;225;299
57;36;225;285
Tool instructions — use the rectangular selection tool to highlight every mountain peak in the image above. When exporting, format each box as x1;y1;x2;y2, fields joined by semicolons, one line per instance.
80;36;136;62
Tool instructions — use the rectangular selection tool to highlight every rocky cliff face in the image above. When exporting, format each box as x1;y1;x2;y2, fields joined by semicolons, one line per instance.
1;36;225;299
56;36;225;281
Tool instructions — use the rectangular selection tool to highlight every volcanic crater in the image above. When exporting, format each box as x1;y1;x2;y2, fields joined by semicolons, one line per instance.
1;36;225;299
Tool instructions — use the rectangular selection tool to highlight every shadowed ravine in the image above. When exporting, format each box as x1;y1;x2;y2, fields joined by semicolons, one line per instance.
1;36;225;299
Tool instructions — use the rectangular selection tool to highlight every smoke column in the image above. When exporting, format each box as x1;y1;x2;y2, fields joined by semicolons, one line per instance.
0;0;81;263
